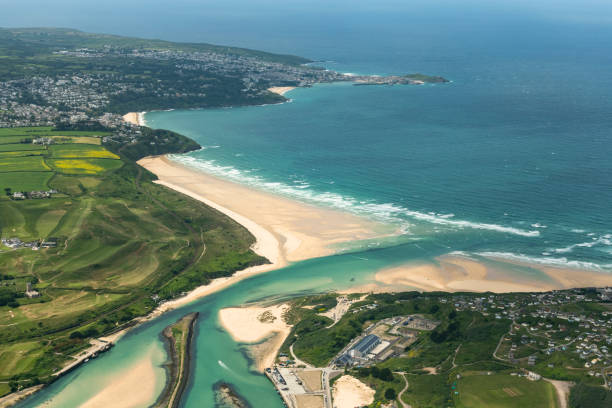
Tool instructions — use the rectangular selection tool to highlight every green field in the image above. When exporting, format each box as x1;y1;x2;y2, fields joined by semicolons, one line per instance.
0;136;33;144
0;172;53;192
0;144;46;152
0;126;110;138
0;150;46;158
454;374;558;408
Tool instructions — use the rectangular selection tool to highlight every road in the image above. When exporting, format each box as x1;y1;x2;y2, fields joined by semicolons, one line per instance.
290;343;314;368
53;339;111;377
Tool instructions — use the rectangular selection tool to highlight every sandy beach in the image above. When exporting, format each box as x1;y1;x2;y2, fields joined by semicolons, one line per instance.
122;112;145;126
268;86;296;96
138;156;388;265
219;304;291;371
331;375;375;408
343;254;612;294
130;155;389;316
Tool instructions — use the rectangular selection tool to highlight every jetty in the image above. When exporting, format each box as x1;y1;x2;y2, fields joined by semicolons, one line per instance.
154;312;199;408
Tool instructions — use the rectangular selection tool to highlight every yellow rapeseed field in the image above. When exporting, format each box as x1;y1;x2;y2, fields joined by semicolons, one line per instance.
55;149;119;159
50;159;105;174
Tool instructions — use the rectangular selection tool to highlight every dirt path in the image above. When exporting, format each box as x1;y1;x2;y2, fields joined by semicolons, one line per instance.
396;372;411;408
543;378;571;408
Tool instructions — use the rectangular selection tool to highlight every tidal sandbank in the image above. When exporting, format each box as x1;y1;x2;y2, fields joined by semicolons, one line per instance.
218;304;291;372
80;348;161;408
343;254;612;294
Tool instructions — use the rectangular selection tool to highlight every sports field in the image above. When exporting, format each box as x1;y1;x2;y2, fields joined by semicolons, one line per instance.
454;374;558;408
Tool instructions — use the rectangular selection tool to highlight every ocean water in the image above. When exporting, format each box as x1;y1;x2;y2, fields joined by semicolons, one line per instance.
11;1;612;406
146;51;612;271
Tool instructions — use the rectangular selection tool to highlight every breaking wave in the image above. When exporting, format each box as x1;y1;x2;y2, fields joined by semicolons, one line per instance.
475;251;612;272
550;234;612;254
170;155;541;238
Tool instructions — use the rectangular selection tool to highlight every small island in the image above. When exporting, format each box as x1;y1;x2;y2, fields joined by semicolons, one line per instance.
155;312;199;408
214;382;251;408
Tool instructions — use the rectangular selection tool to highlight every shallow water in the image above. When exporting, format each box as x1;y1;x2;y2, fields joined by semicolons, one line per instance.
19;238;460;407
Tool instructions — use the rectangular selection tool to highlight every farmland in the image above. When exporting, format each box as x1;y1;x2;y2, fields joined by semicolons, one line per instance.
0;127;120;191
0;127;265;395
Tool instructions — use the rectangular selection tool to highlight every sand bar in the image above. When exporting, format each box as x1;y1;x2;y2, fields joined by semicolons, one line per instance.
80;350;159;408
219;304;291;371
268;86;296;96
343;254;612;294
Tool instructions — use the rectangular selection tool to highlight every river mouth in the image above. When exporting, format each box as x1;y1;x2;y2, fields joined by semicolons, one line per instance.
16;232;612;407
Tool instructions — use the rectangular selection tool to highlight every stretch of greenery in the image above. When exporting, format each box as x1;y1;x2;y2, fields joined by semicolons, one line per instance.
0;127;266;396
569;382;612;408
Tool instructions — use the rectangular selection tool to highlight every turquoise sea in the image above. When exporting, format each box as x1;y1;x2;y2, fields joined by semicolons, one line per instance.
11;0;612;406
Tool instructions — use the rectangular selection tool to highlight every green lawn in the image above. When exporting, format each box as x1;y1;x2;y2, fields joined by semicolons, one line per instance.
0;172;53;192
401;374;450;408
0;136;37;144
0;144;45;152
0;341;47;378
0;127;110;138
48;174;101;195
454;374;558;408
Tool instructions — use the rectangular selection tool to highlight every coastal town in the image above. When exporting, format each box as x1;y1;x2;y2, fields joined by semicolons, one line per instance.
0;27;447;129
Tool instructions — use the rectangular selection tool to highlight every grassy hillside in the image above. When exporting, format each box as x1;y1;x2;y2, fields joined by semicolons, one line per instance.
0;127;265;395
